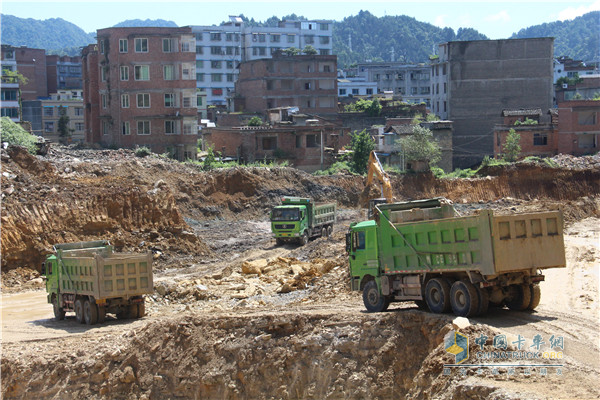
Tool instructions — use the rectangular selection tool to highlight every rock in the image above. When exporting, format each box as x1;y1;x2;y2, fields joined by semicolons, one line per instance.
120;366;136;383
452;317;470;330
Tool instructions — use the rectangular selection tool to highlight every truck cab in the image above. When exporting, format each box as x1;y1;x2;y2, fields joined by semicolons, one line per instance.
42;254;59;303
271;202;309;244
347;220;380;291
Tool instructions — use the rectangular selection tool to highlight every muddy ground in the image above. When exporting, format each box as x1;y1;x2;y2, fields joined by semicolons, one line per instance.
1;145;599;399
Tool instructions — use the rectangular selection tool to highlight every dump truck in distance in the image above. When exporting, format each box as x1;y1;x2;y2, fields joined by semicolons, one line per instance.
42;240;153;325
271;197;336;245
347;198;566;317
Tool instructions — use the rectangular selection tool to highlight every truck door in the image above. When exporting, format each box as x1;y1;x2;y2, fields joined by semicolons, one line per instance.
349;223;379;289
44;258;59;295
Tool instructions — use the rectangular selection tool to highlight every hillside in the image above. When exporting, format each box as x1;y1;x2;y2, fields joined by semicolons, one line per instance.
511;11;600;62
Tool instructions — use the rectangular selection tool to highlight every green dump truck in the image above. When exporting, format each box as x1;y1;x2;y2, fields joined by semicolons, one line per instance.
271;197;336;245
42;240;153;325
347;198;566;317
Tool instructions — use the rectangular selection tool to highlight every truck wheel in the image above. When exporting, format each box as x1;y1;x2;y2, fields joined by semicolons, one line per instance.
321;227;327;238
52;296;65;321
97;306;106;323
450;280;479;317
137;302;146;318
276;238;284;246
116;308;129;320
83;300;98;325
505;284;532;311
128;304;139;319
475;286;490;316
74;299;84;324
300;232;309;246
362;280;390;312
327;225;333;237
527;284;541;310
425;278;451;313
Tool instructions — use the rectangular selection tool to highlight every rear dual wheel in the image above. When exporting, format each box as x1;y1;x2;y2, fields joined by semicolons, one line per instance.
505;284;532;311
83;299;98;325
52;296;65;321
450;280;480;317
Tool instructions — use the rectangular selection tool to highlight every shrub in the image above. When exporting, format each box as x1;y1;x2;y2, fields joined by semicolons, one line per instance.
247;116;262;126
135;146;152;158
0;117;38;154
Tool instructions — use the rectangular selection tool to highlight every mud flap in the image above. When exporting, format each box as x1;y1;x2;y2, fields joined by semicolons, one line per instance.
380;275;390;296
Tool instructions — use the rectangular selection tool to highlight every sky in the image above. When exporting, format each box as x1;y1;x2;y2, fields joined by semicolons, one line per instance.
2;0;599;40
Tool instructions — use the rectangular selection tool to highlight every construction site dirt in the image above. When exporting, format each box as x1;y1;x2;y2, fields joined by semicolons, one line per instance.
1;145;599;399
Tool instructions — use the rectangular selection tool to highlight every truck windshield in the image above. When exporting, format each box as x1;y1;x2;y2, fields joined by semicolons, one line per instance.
271;208;300;221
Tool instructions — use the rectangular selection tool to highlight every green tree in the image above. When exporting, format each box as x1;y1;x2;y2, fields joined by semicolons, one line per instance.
397;125;441;169
283;47;301;56
0;117;38;154
57;106;72;144
202;145;219;170
503;128;521;162
349;129;375;174
302;45;318;55
365;98;382;117
247;116;263;126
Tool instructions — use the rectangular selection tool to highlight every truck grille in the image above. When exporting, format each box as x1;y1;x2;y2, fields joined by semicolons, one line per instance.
275;224;295;229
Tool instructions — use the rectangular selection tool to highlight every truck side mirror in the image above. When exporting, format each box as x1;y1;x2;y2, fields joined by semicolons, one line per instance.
345;233;351;253
41;262;46;275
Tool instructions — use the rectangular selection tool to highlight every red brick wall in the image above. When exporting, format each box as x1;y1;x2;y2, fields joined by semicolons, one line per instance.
15;48;47;100
494;125;558;158
557;100;600;155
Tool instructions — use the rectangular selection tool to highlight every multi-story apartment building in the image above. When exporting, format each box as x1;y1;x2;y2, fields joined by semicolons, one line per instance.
191;16;333;107
37;91;85;143
554;56;598;83
431;38;555;168
82;27;199;160
1;46;21;121
234;54;337;116
46;55;83;93
354;62;431;106
0;45;48;101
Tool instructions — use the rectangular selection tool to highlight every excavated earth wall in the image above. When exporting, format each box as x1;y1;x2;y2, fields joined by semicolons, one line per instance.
0;310;497;400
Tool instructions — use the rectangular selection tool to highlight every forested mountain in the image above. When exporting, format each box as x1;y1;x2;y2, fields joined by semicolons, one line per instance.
0;15;95;53
511;11;599;62
1;11;597;64
332;10;488;67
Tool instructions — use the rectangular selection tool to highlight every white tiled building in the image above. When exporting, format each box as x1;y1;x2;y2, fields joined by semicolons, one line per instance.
191;17;333;107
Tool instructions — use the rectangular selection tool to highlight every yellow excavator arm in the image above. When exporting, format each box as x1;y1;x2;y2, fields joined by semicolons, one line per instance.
366;151;393;203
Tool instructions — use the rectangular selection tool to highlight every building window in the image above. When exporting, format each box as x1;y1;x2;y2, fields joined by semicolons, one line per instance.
75;122;84;131
163;38;175;53
137;93;150;108
352;88;359;95
182;64;194;80
99;40;105;54
196;73;204;82
211;60;222;69
270;34;281;43
183;95;194;107
134;65;149;81
101;66;107;82
119;39;128;53
578;111;597;125
319;49;330;56
195;33;203;41
420;87;430;94
319;23;329;30
121;94;130;108
226;73;234;82
196;46;203;54
210;46;221;55
305;35;314;44
183;121;196;135
319;36;330;45
411;87;418;95
339;89;347;96
287;34;295;43
135;38;148;53
225;46;234;55
163;65;175;80
225;32;233;42
210;32;221;41
306;134;320;148
120;66;129;81
137;121;150;135
1;89;16;101
122;121;130;135
101;94;107;109
578;134;597;149
196;60;204;69
443;82;447;93
258;47;266;56
304;82;311;90
323;65;331;72
181;40;193;52
74;107;84;116
196;96;203;106
262;137;276;150
165;120;177;135
44;121;54;132
44;107;54;117
366;88;373;95
258;34;266;43
211;73;222;82
164;93;175;107
533;133;548;146
443;101;447;112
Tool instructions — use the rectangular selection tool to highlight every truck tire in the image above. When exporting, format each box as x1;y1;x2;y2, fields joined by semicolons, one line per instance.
475;286;490;316
52;296;65;321
74;299;84;324
300;232;309;246
527;284;541;310
83;299;98;325
321;227;327;238
505;284;532;311
137;302;146;318
362;280;390;312
424;278;451;313
327;225;333;237
450;280;480;317
276;238;284;246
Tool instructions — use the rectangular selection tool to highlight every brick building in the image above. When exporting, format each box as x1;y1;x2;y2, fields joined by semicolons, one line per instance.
1;45;48;101
82;27;199;160
204;112;350;172
233;54;337;117
46;55;83;94
494;101;599;157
